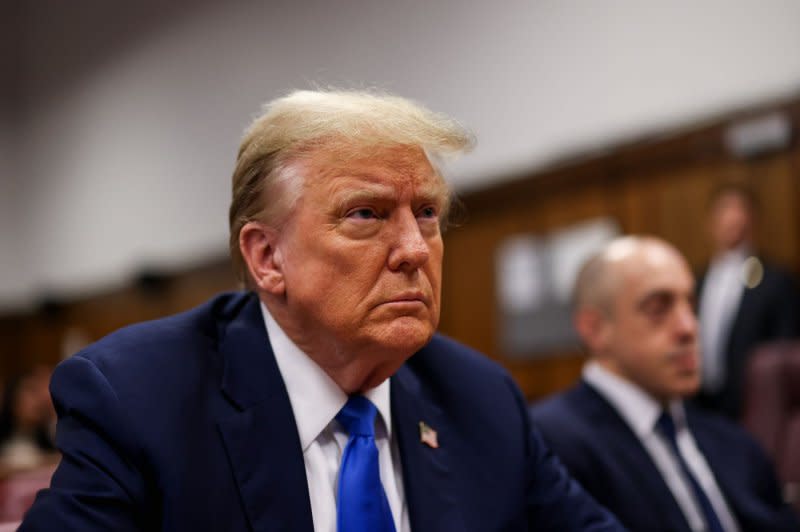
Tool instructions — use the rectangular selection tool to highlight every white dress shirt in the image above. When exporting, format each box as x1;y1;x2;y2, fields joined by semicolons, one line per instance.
261;302;410;532
583;362;739;532
698;248;747;392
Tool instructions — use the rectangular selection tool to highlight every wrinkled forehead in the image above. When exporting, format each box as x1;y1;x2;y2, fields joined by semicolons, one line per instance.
301;142;449;198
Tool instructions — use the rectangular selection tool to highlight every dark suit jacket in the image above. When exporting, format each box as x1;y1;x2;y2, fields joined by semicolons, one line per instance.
696;259;800;418
530;380;799;532
20;292;622;531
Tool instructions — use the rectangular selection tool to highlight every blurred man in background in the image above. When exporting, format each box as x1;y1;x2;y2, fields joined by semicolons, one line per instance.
530;236;798;532
695;184;800;419
0;366;57;475
21;90;622;531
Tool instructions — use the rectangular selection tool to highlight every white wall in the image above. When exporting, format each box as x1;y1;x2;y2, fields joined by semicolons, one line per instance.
5;0;800;308
0;2;28;308
0;129;26;308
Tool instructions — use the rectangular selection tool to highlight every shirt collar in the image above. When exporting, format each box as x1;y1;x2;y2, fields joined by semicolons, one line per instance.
712;245;749;268
583;361;684;437
260;301;392;451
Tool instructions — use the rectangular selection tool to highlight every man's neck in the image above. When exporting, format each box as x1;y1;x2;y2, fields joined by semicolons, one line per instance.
261;296;402;394
714;241;751;259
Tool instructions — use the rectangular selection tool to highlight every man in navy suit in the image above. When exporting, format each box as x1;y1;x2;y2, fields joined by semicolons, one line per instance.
530;236;798;532
21;90;622;531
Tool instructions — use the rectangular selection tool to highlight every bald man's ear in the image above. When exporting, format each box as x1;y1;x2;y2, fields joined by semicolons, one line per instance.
574;307;611;353
239;221;285;295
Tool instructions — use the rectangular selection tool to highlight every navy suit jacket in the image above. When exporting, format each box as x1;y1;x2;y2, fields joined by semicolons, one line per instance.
695;259;800;418
530;380;799;532
21;292;622;531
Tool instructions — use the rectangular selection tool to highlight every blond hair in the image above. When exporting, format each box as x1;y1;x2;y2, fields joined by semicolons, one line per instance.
228;89;474;283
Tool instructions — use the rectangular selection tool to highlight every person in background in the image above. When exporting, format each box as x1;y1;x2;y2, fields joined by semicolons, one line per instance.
0;366;58;475
530;235;798;532
21;89;623;531
695;183;800;419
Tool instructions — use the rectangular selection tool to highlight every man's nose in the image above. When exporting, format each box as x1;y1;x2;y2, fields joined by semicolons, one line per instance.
387;210;430;272
675;302;698;342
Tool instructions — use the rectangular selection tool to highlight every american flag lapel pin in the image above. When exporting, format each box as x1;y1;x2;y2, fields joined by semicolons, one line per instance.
419;421;439;449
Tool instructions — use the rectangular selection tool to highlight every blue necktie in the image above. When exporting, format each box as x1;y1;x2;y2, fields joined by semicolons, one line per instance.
656;412;725;532
336;395;397;532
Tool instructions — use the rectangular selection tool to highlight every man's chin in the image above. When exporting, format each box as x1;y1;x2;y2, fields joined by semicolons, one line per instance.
372;318;435;354
674;379;701;399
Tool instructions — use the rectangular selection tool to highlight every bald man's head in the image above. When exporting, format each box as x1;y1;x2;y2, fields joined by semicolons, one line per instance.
572;235;701;404
573;236;683;314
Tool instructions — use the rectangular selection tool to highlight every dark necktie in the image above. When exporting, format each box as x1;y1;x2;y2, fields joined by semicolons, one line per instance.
656;411;726;532
336;395;397;532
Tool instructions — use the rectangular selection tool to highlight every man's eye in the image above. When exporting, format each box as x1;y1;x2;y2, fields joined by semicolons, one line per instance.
418;206;438;219
347;208;378;220
641;299;671;320
644;304;667;317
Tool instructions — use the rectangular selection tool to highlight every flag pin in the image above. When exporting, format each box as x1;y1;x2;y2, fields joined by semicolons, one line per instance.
419;421;439;448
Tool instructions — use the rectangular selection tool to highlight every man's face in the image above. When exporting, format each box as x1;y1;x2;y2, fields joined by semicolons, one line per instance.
709;192;753;251
272;144;446;381
599;245;701;402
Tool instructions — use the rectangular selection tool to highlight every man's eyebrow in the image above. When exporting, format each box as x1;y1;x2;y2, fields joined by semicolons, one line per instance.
328;179;445;204
331;186;396;207
636;289;674;308
414;189;446;205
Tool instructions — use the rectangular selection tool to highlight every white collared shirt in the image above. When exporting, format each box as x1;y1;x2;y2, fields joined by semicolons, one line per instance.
261;302;410;532
583;362;739;532
698;248;747;392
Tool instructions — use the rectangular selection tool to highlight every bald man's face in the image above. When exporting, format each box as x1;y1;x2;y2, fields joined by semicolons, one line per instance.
592;244;701;403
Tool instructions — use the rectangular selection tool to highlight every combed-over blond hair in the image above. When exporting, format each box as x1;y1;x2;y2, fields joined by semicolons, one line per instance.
228;89;474;283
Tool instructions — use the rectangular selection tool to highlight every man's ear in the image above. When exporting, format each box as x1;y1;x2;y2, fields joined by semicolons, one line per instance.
239;221;285;295
574;307;611;353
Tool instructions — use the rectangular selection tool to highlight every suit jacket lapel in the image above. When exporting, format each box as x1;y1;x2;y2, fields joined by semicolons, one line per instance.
576;382;693;532
722;255;765;356
392;363;465;532
686;411;742;516
727;281;753;352
216;294;313;532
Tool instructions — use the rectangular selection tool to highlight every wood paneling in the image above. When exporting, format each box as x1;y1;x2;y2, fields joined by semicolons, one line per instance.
0;260;237;378
2;95;800;403
440;96;800;401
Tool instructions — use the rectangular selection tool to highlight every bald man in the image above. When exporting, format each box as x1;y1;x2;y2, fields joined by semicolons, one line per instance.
530;236;798;532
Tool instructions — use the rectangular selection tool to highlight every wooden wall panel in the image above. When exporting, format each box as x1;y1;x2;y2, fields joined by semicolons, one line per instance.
751;154;799;266
441;97;800;401
0;260;238;377
440;178;614;358
2;96;799;403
